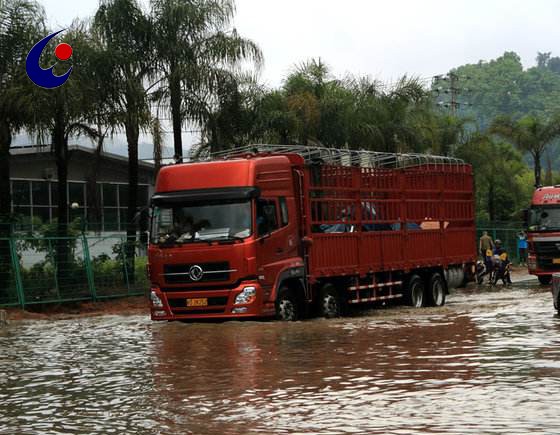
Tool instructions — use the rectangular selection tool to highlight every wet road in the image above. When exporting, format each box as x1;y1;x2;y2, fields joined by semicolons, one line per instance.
1;281;560;435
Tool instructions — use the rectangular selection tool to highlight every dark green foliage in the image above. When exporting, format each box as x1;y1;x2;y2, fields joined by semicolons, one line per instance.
456;134;528;221
194;60;443;155
490;114;560;187
151;0;262;159
450;51;560;171
0;0;45;296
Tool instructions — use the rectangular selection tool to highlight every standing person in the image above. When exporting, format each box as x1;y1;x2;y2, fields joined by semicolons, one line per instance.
479;231;494;259
517;231;528;266
477;231;495;285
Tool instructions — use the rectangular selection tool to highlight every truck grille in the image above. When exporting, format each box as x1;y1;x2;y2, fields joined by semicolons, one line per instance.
535;241;560;256
163;262;232;284
537;258;560;271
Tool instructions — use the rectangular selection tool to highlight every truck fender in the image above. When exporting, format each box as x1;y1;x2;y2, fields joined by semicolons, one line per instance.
271;265;306;302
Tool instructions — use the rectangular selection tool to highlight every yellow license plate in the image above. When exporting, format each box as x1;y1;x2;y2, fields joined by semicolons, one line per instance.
553;259;560;265
186;298;208;307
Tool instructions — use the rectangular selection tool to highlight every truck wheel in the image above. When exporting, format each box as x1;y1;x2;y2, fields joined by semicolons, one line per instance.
405;275;425;308
538;275;552;286
426;273;446;307
320;283;344;318
275;287;300;321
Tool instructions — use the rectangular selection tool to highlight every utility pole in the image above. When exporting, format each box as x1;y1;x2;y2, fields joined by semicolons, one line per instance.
432;73;471;115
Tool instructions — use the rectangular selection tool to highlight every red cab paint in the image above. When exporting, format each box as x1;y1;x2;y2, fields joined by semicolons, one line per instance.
526;186;560;284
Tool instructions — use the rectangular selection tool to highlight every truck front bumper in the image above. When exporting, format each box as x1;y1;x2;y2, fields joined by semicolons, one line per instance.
150;282;276;321
528;254;558;276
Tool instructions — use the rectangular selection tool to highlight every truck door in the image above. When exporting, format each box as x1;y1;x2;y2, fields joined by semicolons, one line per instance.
255;197;298;297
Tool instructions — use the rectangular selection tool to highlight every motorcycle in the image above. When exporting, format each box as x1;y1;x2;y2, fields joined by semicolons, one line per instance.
490;253;512;287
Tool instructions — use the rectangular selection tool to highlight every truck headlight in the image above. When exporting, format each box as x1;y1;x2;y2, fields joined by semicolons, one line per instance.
234;286;257;305
150;290;163;308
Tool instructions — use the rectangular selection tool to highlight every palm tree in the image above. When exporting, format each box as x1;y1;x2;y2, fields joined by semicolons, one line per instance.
490;114;560;187
93;0;152;277
0;0;45;226
426;115;472;156
456;133;525;221
151;0;262;160
31;25;99;279
0;0;45;295
78;31;119;230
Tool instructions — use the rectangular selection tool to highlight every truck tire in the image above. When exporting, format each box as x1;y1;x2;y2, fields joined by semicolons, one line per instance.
426;273;446;307
320;283;344;318
405;274;425;308
275;287;300;321
538;275;552;286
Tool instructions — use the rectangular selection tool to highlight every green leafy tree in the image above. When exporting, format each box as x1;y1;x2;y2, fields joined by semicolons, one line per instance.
456;133;528;221
0;0;45;295
448;52;526;128
490;114;560;187
151;0;261;160
0;0;45;225
93;0;153;276
447;51;560;171
78;32;119;230
31;25;99;279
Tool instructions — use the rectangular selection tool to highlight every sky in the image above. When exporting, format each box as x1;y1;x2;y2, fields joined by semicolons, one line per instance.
29;0;560;156
40;0;560;86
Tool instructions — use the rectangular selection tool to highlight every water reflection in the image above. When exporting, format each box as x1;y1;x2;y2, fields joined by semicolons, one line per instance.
1;284;560;434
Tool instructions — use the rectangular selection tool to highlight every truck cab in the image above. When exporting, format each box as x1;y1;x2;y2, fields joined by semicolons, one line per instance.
526;186;560;285
148;154;306;320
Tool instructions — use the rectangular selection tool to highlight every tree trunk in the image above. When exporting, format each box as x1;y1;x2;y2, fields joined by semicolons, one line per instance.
169;70;183;163
125;118;139;285
545;149;553;186
86;122;105;232
0;120;13;296
53;107;69;284
534;151;542;188
487;179;495;222
0;120;11;224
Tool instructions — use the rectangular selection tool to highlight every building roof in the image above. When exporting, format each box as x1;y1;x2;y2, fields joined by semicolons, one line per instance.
10;144;155;170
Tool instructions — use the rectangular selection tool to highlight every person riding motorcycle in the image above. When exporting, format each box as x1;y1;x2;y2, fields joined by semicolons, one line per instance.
477;246;496;285
491;239;512;286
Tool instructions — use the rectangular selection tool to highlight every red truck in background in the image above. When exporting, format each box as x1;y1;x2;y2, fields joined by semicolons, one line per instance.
148;145;476;321
525;186;560;285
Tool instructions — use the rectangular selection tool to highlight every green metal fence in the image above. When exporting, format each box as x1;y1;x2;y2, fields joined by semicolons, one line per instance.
476;221;525;263
0;234;148;308
0;220;527;308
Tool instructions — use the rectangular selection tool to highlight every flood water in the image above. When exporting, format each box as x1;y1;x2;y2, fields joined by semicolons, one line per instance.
2;281;560;435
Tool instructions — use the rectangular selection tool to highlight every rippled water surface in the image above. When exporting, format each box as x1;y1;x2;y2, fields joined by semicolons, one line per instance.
2;283;560;435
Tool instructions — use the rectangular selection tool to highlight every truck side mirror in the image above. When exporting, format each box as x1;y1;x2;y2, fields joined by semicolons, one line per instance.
521;209;529;228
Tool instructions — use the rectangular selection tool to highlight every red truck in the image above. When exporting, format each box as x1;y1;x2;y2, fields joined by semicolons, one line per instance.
526;186;560;285
148;145;476;321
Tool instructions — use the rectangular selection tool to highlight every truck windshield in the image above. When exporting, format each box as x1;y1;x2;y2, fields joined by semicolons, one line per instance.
151;200;252;244
529;207;560;232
